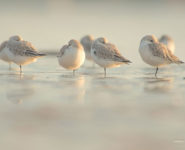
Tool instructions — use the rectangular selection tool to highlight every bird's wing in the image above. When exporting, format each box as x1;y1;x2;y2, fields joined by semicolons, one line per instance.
93;42;131;63
57;45;68;57
7;40;45;57
167;48;184;64
149;43;183;64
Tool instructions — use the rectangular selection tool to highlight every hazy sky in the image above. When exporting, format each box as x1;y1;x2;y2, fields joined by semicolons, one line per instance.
0;0;185;62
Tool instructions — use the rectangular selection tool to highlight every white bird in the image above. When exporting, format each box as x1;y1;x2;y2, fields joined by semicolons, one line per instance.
139;35;183;77
57;39;85;75
159;35;175;54
91;37;131;76
0;40;12;69
80;35;94;61
4;35;46;73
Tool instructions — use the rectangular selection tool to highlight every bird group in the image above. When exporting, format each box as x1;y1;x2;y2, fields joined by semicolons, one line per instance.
0;34;183;77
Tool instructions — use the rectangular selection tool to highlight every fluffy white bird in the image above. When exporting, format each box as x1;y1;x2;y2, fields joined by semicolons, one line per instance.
4;35;46;73
139;35;183;77
159;35;175;54
91;37;131;76
57;39;85;74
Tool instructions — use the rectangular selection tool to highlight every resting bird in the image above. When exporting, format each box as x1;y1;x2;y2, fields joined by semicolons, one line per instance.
4;35;46;73
139;35;183;77
91;37;131;76
57;39;85;75
80;35;94;61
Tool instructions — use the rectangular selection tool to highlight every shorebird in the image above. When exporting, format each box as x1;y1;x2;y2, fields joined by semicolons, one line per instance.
4;35;46;73
139;35;183;77
159;35;175;54
91;37;131;76
80;35;94;61
57;39;85;75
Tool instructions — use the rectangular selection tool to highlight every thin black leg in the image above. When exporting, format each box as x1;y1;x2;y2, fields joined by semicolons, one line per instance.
155;67;158;77
73;70;75;76
104;68;106;77
20;65;22;73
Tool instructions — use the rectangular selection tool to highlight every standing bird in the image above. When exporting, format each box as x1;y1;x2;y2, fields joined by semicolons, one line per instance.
0;40;12;69
139;35;183;77
57;39;85;75
91;37;131;76
159;35;175;54
80;35;94;61
4;35;46;73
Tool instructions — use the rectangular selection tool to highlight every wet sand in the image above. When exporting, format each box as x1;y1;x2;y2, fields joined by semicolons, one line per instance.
0;56;185;150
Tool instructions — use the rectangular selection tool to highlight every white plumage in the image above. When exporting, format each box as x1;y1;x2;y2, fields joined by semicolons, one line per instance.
57;39;85;74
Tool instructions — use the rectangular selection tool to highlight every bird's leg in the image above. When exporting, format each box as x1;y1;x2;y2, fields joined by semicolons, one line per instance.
73;70;75;76
20;65;22;74
104;68;106;77
155;67;158;78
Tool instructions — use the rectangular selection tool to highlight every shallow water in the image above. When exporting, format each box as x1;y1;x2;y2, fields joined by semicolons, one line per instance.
0;56;185;150
1;0;185;150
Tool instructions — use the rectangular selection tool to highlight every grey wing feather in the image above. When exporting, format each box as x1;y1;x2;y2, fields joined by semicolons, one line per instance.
8;40;45;57
107;43;131;63
93;42;131;63
149;43;183;64
24;49;46;57
57;45;68;57
167;48;184;64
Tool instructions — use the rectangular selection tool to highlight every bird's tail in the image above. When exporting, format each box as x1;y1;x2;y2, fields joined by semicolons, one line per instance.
167;50;183;64
25;50;46;57
114;54;132;64
176;60;184;64
123;59;132;64
37;53;46;56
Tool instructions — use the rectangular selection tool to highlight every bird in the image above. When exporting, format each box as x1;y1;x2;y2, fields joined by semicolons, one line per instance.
159;35;175;54
91;37;131;76
4;35;46;73
80;35;94;61
0;40;12;69
57;39;85;75
139;35;183;77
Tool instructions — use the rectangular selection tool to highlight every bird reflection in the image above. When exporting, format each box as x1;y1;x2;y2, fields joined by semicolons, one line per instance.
58;75;86;104
6;74;35;104
143;77;174;93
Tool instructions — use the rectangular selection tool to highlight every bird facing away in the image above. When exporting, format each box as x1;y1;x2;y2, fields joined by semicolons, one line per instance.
57;39;85;75
159;35;175;54
4;35;46;73
80;35;94;61
139;35;183;77
91;37;131;76
0;40;12;69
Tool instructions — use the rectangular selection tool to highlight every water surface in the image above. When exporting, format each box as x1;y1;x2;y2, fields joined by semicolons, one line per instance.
0;1;185;150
